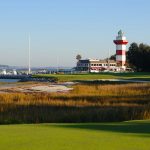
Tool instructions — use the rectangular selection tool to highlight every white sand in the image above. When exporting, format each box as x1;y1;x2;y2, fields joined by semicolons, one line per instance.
30;85;73;92
0;82;73;93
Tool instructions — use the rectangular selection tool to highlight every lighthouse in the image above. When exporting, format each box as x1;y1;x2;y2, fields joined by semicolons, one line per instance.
113;30;128;70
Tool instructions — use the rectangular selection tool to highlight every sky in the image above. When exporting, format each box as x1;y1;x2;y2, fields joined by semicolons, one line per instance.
0;0;150;67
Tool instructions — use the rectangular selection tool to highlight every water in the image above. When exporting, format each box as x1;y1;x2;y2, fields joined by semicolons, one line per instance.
97;79;150;83
0;79;20;83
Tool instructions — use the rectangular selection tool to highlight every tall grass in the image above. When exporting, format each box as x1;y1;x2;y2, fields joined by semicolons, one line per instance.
0;83;150;124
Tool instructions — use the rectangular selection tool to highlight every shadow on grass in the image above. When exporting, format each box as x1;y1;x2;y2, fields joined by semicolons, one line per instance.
52;121;150;137
101;72;150;77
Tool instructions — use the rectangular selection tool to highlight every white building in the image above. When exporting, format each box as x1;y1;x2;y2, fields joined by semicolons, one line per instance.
1;69;7;75
76;59;116;72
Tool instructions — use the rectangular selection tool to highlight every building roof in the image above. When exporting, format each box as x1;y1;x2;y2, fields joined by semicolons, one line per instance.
90;60;116;63
78;59;90;63
79;59;116;63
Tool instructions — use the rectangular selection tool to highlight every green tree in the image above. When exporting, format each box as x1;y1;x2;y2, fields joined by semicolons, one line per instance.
76;54;82;61
127;43;139;70
109;54;116;60
127;43;150;71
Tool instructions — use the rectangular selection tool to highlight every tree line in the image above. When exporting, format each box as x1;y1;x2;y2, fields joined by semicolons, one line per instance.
127;43;150;72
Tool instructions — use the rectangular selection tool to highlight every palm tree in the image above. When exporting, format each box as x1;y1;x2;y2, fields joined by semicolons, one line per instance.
76;54;82;61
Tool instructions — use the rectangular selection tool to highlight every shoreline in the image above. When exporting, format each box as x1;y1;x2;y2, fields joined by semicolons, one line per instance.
0;78;150;93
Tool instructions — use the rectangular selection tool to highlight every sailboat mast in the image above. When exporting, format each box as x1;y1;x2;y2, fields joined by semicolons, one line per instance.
28;34;31;74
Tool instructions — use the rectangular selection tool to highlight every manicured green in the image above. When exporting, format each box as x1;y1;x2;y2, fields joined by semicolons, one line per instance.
0;120;150;150
34;72;150;82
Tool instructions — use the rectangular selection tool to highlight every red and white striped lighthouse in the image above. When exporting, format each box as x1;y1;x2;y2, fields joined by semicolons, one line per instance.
113;30;128;69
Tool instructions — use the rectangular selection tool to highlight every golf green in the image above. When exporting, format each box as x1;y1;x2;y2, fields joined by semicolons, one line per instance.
0;120;150;150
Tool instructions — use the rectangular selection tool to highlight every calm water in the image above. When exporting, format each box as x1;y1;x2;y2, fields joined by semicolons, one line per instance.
0;79;20;83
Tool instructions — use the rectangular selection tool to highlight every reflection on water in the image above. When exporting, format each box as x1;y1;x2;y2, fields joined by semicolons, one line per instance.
0;79;20;83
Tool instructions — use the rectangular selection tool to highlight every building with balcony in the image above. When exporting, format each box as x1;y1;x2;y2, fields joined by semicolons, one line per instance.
76;59;116;72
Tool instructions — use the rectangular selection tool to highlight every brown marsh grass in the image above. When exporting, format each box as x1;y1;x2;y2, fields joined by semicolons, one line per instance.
0;83;150;123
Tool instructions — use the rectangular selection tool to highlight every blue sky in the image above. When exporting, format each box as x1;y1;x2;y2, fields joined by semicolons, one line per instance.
0;0;150;67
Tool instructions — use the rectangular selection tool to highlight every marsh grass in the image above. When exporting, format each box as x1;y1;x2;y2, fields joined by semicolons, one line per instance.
0;83;150;123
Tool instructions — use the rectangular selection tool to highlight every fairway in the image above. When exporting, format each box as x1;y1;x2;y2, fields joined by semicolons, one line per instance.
34;72;150;82
0;120;150;150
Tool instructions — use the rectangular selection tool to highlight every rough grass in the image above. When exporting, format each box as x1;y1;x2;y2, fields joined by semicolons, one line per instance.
0;120;150;150
34;72;150;82
0;83;150;123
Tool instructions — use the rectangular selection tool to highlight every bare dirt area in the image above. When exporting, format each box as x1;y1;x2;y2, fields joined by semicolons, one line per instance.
0;82;73;93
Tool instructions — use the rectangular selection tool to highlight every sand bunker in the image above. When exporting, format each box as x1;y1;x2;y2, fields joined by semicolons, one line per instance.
0;83;73;93
30;85;73;92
